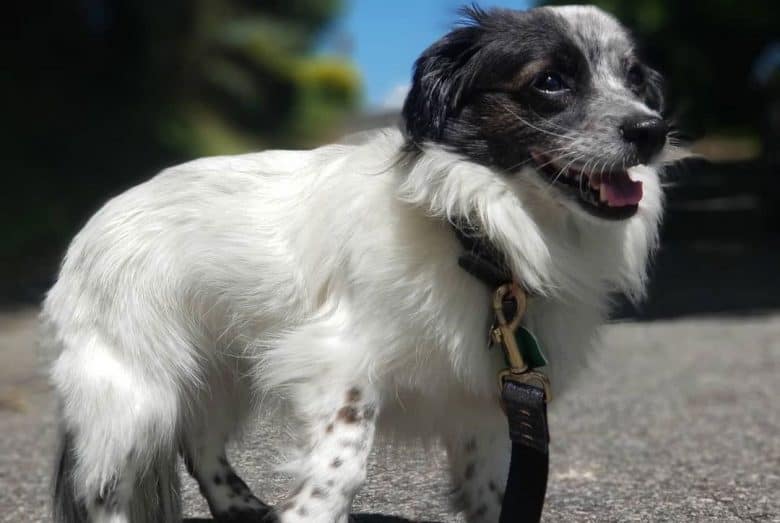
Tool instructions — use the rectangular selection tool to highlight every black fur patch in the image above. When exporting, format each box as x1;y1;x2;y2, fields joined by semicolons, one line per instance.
53;430;88;523
403;5;579;162
225;471;251;494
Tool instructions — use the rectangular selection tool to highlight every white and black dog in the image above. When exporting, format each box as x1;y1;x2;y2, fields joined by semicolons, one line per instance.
43;5;676;522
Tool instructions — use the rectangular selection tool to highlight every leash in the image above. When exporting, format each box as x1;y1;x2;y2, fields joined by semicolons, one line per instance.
456;223;551;523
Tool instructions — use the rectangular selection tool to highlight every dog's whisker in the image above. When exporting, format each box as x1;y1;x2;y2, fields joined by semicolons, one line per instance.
552;155;585;186
578;157;598;196
498;101;578;141
578;159;589;198
537;150;582;170
504;146;575;172
527;108;584;135
539;151;584;183
539;153;586;197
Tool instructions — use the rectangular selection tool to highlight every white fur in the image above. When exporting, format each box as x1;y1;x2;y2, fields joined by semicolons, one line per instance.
42;127;662;522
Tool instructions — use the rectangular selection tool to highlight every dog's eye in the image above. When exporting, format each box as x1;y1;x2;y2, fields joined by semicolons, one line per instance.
532;72;568;93
627;64;645;87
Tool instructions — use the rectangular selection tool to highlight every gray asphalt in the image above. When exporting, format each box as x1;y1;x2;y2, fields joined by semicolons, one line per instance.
1;309;778;522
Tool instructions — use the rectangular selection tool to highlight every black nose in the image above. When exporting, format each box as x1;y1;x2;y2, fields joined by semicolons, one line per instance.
619;115;668;163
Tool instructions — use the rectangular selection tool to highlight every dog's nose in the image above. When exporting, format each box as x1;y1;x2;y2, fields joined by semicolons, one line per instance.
619;115;668;163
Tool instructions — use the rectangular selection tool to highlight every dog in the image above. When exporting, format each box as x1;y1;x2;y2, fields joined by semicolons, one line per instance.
43;5;675;522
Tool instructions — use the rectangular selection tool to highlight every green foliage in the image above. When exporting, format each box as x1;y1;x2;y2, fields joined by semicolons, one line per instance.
1;0;359;292
168;0;361;150
541;0;779;135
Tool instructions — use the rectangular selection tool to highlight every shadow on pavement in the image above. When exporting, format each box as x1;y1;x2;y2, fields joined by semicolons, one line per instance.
184;517;434;523
617;158;780;320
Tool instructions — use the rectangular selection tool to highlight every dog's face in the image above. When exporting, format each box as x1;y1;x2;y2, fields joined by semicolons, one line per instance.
402;5;667;220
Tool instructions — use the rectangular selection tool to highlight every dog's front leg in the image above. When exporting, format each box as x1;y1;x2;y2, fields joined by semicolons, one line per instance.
444;410;510;523
276;381;379;523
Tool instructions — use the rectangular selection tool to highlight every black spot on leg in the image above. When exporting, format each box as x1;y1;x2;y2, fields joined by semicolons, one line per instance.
470;504;488;518
214;474;223;485
363;405;377;420
464;463;476;480
332;458;343;468
226;472;246;492
311;487;327;498
337;405;360;423
326;423;334;433
326;479;335;487
346;387;362;403
487;480;505;505
297;505;308;517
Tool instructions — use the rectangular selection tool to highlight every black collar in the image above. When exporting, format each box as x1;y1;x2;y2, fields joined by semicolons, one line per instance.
453;220;512;288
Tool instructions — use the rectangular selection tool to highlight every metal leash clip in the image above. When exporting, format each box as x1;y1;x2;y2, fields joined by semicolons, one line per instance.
492;283;552;403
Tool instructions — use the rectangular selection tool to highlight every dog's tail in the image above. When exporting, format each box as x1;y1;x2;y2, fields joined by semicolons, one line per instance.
53;429;181;523
53;430;88;523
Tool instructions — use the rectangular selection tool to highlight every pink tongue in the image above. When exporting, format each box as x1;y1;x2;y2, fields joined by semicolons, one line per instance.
601;173;643;207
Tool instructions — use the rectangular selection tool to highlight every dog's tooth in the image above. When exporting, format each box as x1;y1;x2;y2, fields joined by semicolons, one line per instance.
599;183;607;203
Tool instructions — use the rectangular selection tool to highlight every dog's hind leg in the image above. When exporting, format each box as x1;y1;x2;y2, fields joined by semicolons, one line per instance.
182;441;274;522
51;339;182;523
181;364;274;522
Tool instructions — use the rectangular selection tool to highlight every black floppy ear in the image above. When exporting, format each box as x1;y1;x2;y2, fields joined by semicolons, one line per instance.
402;8;486;145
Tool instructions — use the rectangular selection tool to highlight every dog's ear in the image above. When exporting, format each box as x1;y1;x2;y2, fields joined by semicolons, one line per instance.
402;6;488;145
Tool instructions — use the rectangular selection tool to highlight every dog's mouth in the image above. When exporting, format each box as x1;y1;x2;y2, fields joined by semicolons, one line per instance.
530;152;643;220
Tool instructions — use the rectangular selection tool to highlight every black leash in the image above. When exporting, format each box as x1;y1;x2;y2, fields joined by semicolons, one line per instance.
455;221;551;523
499;380;549;522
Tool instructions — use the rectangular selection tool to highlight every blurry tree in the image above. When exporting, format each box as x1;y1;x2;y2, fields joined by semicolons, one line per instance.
541;0;778;137
1;0;359;298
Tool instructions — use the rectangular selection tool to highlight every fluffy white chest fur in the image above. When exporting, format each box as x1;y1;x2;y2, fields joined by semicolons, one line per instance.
43;128;661;523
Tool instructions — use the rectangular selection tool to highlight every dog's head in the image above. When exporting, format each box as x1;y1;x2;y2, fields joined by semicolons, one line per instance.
402;5;668;221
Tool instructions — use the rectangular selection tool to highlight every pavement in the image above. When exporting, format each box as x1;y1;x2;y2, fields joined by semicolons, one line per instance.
1;307;779;522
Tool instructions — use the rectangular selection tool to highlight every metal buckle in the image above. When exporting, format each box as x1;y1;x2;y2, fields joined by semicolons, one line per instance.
492;283;552;403
499;369;552;404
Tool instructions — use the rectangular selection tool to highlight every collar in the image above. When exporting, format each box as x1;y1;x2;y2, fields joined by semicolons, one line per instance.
453;220;512;288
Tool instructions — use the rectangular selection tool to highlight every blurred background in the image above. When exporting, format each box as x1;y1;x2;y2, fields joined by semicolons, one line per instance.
2;0;779;316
